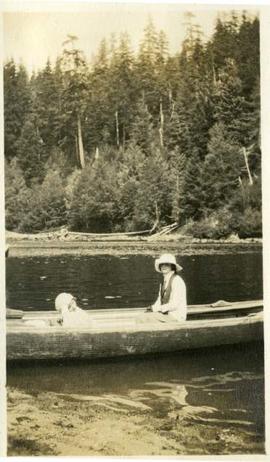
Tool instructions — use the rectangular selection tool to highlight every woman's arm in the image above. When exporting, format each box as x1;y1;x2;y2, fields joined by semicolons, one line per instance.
151;285;161;312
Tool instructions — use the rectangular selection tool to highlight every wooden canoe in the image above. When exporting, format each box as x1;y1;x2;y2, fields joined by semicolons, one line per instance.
6;300;263;361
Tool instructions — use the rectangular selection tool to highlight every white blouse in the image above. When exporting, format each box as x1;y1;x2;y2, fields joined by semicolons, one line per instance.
152;271;187;321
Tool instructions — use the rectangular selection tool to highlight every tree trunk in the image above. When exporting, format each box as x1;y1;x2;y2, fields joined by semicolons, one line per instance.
123;125;126;148
95;147;99;161
115;110;120;148
159;99;164;148
150;201;160;233
242;147;253;185
74;134;80;165
77;114;85;169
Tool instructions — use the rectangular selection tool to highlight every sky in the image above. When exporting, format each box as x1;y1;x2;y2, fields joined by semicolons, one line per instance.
3;3;258;73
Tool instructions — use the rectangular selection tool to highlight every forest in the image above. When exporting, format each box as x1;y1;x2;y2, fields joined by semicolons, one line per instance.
4;12;261;238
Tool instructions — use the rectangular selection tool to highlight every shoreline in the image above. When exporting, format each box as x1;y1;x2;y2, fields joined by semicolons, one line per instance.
6;238;262;257
7;386;264;456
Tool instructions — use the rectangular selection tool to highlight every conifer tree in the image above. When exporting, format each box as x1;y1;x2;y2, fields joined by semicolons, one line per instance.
213;58;250;145
210;14;239;70
4;61;31;159
181;150;204;221
69;161;121;232
201;122;243;214
5;158;31;230
129;97;155;154
16;113;46;184
236;14;260;96
132;148;171;230
32;59;63;154
136;18;160;115
109;32;136;148
60;35;89;168
86;38;112;151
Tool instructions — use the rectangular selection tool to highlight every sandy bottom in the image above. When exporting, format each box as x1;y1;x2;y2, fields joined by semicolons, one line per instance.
7;387;264;456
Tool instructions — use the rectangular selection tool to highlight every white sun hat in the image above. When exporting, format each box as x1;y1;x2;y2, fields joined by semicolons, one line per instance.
55;293;75;314
154;253;183;273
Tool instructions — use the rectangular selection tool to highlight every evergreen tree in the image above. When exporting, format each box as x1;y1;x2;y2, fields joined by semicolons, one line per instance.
132;148;172;229
3;13;261;237
175;25;214;159
181;150;204;221
129;97;156;154
85;38;112;151
69;161;121;232
109;32;136;148
163;106;183;151
210;13;240;70
5;158;31;230
167;147;186;223
19;170;67;232
213;58;252;146
60;35;89;167
201;122;243;214
16;112;46;184
136;18;160;115
32;59;64;155
115;144;146;230
236;14;260;96
4;61;31;159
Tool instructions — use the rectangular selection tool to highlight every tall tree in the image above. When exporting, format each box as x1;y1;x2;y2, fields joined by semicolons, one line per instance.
136;17;160;115
5;158;31;230
109;32;136;148
180;150;204;221
85;38;112;152
60;35;89;168
4;61;31;159
214;58;254;148
201;122;243;214
32;59;63;155
234;14;259;96
129;97;155;154
15;98;46;185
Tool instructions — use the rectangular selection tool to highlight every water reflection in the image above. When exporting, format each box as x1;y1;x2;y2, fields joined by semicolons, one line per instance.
7;343;264;437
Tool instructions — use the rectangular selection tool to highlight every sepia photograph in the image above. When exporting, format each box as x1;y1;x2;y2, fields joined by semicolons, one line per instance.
1;0;269;457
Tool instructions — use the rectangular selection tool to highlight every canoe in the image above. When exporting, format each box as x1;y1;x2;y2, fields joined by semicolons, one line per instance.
6;300;263;361
6;308;24;319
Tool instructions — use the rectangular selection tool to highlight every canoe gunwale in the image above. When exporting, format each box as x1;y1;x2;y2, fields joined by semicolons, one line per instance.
6;299;263;320
6;311;264;361
7;310;264;334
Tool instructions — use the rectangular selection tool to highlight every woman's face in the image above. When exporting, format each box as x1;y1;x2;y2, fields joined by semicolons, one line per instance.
160;263;173;274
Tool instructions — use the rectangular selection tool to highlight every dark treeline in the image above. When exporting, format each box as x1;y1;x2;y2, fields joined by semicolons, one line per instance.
4;12;261;238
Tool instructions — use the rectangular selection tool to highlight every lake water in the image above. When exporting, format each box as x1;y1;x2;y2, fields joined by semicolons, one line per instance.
6;251;265;454
6;252;263;310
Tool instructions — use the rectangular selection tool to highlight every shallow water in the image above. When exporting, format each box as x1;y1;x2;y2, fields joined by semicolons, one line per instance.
7;343;264;453
6;251;264;454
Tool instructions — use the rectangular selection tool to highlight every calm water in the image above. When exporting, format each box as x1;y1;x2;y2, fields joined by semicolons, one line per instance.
6;252;265;453
6;253;263;310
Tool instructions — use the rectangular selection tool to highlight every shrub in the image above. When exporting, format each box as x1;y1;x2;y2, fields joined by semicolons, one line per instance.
236;207;262;238
5;158;32;230
18;170;67;232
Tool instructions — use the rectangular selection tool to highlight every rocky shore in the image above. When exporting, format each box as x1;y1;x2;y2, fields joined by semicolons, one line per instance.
6;230;262;257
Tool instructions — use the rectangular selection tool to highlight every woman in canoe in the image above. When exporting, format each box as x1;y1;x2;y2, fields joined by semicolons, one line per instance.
150;253;187;322
55;293;92;327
